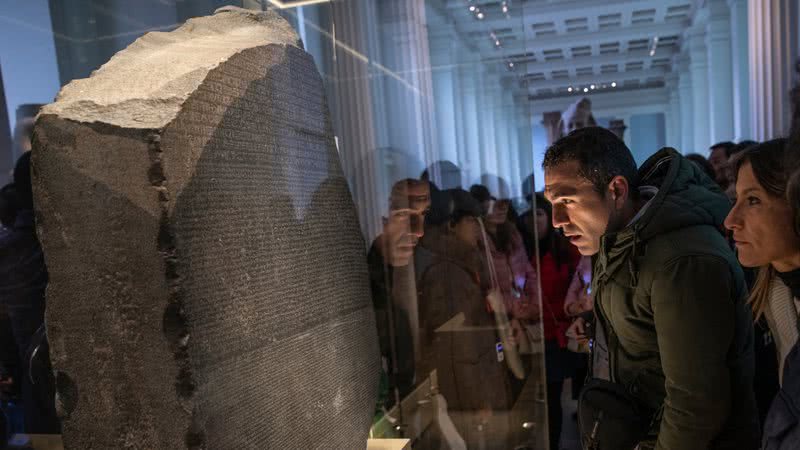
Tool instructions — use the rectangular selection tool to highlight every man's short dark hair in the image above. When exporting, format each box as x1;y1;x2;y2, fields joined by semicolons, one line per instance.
542;126;639;194
729;140;758;158
710;141;737;158
685;153;717;180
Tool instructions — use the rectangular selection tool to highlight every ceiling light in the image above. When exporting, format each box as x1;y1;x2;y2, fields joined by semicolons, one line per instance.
469;5;476;11
508;62;514;68
477;12;485;19
611;81;617;87
649;36;659;57
567;87;573;92
495;40;501;46
602;84;607;88
590;84;596;89
583;87;589;93
502;1;509;13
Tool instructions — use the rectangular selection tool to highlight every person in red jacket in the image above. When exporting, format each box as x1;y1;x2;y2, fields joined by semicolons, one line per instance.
529;193;581;450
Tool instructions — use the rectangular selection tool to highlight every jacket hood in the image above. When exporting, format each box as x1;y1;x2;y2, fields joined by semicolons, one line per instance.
596;147;731;284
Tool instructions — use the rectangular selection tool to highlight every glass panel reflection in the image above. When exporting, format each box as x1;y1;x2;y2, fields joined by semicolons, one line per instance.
1;0;558;448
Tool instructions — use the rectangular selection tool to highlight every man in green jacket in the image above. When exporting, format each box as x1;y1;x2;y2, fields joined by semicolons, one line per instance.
543;127;758;450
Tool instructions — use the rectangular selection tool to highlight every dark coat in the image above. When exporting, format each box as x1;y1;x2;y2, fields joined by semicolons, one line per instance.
762;270;800;449
0;209;59;433
367;237;418;406
0;210;47;368
416;226;513;411
592;148;759;450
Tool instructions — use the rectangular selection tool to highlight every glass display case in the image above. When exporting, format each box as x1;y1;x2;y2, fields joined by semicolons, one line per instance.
0;1;562;449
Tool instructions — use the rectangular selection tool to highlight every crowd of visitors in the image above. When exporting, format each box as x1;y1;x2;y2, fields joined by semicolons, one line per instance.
2;84;799;450
366;111;800;450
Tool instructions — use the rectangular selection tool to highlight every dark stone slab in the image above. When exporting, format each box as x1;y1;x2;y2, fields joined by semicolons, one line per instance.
32;7;379;449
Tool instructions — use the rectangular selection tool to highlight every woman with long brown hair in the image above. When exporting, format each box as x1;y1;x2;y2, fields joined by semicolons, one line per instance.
724;138;800;449
725;139;800;373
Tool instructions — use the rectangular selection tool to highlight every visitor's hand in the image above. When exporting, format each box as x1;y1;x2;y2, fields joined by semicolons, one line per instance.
566;317;589;344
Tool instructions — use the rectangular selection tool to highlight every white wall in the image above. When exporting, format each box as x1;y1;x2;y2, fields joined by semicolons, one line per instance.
630;113;667;164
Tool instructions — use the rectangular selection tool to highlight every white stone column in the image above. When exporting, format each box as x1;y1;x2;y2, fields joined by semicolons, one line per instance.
493;90;511;189
427;26;459;165
665;72;681;148
330;0;382;243
728;0;751;140
458;50;483;183
501;83;520;195
450;43;468;175
0;66;11;186
517;102;535;189
748;0;799;140
478;68;499;178
506;90;525;197
688;20;712;153
677;53;695;153
376;0;438;165
706;0;735;144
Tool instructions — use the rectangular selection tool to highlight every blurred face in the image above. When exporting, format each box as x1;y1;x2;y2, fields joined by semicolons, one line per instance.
383;181;431;266
535;208;550;238
709;147;729;185
487;199;510;225
452;216;480;248
544;161;616;256
724;162;737;192
724;163;800;271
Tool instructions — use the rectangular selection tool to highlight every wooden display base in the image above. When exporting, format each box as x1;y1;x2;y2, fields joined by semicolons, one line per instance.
366;438;412;450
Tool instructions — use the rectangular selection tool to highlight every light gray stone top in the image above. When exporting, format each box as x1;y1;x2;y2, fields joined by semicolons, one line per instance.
41;6;302;129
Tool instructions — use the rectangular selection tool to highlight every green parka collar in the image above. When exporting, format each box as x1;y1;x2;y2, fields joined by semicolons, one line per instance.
595;148;731;287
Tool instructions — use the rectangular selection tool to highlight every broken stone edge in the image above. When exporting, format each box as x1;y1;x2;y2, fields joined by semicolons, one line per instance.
39;6;303;130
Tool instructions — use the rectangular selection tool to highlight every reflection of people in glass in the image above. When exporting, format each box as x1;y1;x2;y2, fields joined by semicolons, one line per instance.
531;193;582;450
563;256;592;317
420;160;463;190
517;174;538;260
368;179;431;408
374;179;431;267
471;177;539;322
416;189;513;449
